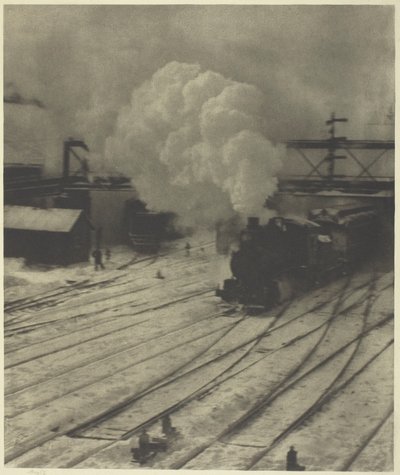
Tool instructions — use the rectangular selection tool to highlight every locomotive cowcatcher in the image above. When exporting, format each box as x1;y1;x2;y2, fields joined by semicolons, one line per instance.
216;205;378;308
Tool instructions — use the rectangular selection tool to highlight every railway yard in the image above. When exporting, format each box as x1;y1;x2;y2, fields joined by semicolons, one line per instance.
4;235;394;471
3;3;395;472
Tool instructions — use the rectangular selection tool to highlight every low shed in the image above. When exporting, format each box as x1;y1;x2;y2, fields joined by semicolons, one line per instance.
4;205;92;265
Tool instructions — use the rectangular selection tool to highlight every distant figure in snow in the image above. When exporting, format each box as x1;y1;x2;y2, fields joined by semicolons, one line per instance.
161;414;175;437
138;428;150;456
105;248;111;260
185;242;191;256
92;249;105;271
130;435;138;459
286;446;305;471
156;270;165;279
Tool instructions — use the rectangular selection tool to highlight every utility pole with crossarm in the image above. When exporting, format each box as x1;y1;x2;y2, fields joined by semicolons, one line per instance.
325;112;348;179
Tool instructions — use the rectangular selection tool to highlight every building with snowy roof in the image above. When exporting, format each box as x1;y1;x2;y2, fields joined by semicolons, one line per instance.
4;205;93;265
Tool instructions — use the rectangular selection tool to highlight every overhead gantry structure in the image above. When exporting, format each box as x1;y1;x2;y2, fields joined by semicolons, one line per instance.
63;138;90;182
282;113;394;195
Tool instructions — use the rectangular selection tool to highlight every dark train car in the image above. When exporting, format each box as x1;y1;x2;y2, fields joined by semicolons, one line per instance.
128;211;177;252
217;205;378;308
308;205;379;264
124;198;179;253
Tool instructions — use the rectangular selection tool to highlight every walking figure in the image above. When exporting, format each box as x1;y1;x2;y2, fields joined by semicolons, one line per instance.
185;242;191;256
286;446;305;471
161;414;176;437
132;427;167;463
92;249;105;271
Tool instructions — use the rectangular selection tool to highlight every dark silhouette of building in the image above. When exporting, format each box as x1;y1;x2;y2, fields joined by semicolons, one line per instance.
4;205;92;265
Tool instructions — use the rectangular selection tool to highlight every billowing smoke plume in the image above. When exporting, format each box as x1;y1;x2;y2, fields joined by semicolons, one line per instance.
105;62;284;227
4;6;394;182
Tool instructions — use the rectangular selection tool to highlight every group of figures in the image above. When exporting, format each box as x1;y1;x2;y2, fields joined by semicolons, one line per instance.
131;417;305;470
92;248;111;270
131;415;178;464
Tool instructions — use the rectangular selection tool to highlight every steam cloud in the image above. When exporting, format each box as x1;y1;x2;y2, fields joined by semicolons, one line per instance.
4;6;394;184
105;62;284;227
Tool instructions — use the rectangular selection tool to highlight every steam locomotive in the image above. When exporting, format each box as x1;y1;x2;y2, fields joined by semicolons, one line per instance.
216;205;378;308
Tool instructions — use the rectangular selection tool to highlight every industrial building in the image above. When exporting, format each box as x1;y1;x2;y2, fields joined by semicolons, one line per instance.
4;205;93;265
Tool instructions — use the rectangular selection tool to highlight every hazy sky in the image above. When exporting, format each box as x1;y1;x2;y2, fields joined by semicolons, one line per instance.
4;5;395;158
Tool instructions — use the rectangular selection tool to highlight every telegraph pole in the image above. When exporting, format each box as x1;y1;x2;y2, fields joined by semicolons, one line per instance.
325;112;348;179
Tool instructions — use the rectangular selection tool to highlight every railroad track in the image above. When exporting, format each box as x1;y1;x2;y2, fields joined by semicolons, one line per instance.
5;287;216;386
4;252;164;314
4;311;245;462
165;271;390;470
70;275;356;431
5;267;217;342
6;311;240;417
240;271;385;469
60;272;385;465
165;272;359;468
340;406;394;471
5;240;215;317
6;264;389;359
4;273;214;337
48;314;392;470
174;319;393;470
187;277;385;404
5;262;211;330
5;270;392;467
247;336;394;471
4;276;340;464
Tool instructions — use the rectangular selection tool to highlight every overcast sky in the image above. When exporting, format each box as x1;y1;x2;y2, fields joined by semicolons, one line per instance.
4;4;395;157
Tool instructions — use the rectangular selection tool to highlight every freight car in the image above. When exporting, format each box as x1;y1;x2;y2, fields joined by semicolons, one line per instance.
216;205;378;308
124;199;179;253
128;211;178;252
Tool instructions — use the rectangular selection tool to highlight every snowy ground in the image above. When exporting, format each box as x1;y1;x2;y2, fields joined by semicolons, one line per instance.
4;237;394;470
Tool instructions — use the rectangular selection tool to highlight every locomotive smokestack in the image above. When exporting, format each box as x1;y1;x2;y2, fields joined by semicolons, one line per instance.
247;217;260;228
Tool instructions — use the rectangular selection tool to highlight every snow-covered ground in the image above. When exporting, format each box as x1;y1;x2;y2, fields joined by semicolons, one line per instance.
4;238;394;470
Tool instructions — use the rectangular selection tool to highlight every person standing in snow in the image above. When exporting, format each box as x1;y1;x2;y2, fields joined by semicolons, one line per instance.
92;249;105;271
286;446;305;471
130;435;138;459
138;428;150;457
185;242;191;256
161;415;173;436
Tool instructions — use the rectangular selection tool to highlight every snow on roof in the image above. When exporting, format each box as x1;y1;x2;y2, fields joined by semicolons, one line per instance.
4;205;84;233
